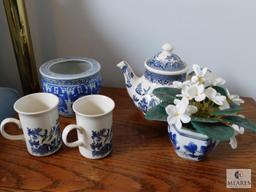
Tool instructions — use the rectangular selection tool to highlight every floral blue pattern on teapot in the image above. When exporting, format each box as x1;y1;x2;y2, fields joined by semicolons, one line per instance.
117;43;189;113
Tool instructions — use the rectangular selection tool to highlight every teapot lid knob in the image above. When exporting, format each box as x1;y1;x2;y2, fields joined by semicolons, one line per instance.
161;43;174;52
157;43;174;60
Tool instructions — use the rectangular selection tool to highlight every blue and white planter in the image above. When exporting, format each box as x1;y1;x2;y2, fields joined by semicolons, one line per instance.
40;57;101;117
168;124;218;161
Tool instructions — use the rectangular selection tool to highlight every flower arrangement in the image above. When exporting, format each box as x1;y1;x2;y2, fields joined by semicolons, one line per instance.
145;64;256;149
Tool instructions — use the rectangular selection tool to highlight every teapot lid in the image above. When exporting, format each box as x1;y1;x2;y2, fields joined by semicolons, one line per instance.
145;43;188;75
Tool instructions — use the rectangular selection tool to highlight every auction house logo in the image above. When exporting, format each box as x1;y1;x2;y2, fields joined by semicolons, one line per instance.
226;169;251;188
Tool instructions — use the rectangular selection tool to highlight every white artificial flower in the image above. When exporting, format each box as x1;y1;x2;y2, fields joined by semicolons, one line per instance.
193;84;206;102
211;77;226;86
231;124;245;134
186;105;198;115
205;87;226;105
173;99;198;115
238;114;245;118
172;80;190;89
191;64;208;84
229;136;237;149
172;81;183;89
226;89;244;105
219;99;230;110
179;84;206;102
204;70;226;86
229;124;244;149
219;89;243;110
166;98;197;129
173;99;182;105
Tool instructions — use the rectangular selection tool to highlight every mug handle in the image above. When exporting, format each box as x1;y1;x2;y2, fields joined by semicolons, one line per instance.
62;124;84;148
0;118;24;140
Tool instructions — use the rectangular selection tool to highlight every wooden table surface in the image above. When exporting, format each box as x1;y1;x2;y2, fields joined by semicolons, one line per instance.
0;87;256;192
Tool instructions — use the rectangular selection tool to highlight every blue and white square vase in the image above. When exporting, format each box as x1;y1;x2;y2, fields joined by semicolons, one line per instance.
40;57;102;117
168;124;218;161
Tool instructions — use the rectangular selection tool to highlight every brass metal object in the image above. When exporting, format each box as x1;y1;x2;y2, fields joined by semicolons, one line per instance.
3;0;40;94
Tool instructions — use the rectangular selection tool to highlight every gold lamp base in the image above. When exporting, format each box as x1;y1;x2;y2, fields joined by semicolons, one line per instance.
3;0;40;94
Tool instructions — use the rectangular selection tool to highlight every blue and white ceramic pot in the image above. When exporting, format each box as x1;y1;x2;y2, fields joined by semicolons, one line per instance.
40;57;101;117
168;124;218;161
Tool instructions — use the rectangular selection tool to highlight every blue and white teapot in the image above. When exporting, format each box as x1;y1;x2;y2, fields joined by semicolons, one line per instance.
117;43;188;113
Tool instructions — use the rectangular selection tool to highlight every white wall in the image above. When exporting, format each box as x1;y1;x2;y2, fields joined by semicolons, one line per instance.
1;0;256;98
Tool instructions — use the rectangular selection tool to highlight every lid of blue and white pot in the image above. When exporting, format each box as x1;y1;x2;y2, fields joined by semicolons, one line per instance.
145;43;188;75
39;57;101;80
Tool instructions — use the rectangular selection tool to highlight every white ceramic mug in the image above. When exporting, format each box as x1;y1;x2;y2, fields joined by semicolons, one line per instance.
0;93;62;156
62;95;115;159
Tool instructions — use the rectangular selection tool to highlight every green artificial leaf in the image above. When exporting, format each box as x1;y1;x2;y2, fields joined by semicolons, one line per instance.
191;116;221;123
145;104;167;122
153;87;180;102
211;105;242;116
159;101;171;108
157;95;175;103
191;122;234;141
212;86;227;96
222;116;256;132
230;102;241;109
153;87;181;96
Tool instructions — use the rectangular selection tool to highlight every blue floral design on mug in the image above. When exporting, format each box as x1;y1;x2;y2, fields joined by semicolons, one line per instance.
27;119;62;155
90;128;112;157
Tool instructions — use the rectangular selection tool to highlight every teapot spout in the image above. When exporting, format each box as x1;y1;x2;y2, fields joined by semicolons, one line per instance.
117;61;138;96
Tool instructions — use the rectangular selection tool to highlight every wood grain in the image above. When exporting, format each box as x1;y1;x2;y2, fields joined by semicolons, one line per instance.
0;87;256;192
